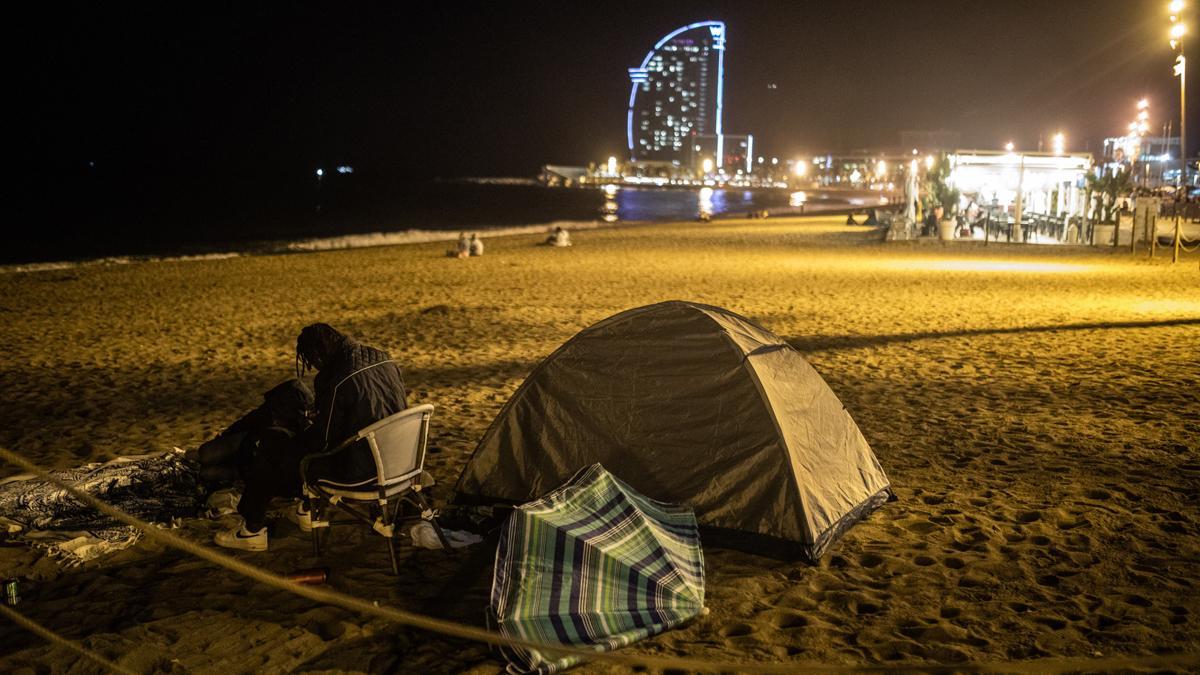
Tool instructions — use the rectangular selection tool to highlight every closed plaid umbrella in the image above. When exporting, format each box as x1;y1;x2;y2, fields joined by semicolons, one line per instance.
490;464;705;674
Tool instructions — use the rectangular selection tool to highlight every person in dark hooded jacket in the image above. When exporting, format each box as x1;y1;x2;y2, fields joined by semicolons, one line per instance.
214;323;408;551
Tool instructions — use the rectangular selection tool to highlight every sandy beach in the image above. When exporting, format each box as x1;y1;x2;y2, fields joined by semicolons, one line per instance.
1;216;1198;673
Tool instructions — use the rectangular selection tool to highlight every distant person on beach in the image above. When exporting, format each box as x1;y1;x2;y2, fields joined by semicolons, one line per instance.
846;213;858;225
448;232;470;258
966;200;980;223
209;323;407;551
923;205;943;236
469;233;484;256
544;226;572;247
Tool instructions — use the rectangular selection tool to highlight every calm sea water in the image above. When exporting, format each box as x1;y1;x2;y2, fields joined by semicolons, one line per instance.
6;177;871;265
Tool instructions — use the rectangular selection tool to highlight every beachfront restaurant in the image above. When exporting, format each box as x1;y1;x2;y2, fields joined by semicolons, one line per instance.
949;151;1092;244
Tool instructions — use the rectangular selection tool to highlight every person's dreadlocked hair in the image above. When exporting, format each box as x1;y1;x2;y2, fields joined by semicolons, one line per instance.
295;323;347;378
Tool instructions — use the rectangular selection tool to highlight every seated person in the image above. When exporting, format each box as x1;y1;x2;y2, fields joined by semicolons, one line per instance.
213;323;408;551
190;379;313;486
544;226;572;247
447;232;469;258
468;233;484;256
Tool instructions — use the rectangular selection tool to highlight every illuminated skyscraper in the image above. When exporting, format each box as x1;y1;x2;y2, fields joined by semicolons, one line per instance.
627;21;725;168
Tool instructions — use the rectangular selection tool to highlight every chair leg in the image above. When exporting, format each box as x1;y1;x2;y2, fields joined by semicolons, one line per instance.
380;500;400;576
413;491;453;552
386;536;400;575
309;498;324;558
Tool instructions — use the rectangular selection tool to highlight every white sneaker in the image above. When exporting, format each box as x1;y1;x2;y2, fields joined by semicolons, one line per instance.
214;525;268;551
285;502;313;533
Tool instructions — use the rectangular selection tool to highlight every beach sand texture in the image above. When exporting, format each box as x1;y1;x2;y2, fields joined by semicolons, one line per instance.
1;217;1198;673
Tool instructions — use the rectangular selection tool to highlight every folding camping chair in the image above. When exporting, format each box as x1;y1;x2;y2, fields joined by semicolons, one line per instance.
299;403;451;575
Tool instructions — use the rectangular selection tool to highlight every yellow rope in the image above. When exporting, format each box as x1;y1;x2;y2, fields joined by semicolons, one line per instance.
0;445;1196;674
0;603;137;675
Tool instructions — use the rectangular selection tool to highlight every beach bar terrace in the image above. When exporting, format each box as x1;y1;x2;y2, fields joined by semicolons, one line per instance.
949;150;1092;244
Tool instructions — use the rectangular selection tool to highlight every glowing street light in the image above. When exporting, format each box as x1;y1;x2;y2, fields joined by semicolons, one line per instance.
1138;98;1150;109
1168;0;1188;262
1005;141;1015;152
1052;132;1065;155
701;157;714;174
924;154;935;170
876;159;887;176
793;160;807;177
607;156;618;176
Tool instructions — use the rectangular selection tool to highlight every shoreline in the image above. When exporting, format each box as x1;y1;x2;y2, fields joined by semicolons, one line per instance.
1;183;900;273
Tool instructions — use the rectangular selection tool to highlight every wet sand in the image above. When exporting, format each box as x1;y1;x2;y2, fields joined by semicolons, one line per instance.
1;217;1198;672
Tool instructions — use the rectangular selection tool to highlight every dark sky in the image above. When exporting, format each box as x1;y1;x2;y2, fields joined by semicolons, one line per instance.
17;1;1197;180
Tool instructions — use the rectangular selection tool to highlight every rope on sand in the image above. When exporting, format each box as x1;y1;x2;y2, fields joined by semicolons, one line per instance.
1;444;1198;674
0;603;137;675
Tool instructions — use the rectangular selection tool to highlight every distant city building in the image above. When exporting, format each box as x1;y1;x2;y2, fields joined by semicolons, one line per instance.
627;21;726;167
538;164;589;187
1103;135;1178;163
1102;136;1185;187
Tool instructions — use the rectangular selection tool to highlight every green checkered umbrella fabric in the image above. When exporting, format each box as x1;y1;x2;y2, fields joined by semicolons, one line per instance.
490;463;706;674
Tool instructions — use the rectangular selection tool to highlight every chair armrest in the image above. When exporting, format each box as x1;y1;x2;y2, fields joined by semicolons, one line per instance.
299;434;358;486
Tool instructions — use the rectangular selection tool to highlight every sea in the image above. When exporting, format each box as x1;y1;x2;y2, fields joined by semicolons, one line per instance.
4;177;882;270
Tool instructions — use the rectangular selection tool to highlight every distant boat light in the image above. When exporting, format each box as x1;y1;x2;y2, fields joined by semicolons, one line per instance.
337;165;354;174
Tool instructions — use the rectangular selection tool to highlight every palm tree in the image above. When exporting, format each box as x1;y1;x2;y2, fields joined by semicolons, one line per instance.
1085;167;1134;246
1086;167;1133;224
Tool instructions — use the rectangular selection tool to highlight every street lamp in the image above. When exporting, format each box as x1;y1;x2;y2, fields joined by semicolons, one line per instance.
793;160;807;177
1127;100;1151;185
702;157;714;175
1052;132;1065;155
1005;141;1015;152
1169;1;1188;262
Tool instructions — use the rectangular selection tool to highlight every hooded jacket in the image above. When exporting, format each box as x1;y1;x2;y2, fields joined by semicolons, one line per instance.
304;336;408;483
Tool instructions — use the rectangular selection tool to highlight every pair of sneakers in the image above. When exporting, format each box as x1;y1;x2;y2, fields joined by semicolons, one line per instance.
213;502;312;552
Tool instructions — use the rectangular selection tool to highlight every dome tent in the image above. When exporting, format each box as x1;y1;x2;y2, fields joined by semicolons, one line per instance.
456;301;892;561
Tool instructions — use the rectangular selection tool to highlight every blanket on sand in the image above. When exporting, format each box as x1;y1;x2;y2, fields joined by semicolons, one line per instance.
0;450;203;565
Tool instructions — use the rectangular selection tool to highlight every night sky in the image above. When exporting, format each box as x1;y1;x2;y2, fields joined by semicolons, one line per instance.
11;1;1197;251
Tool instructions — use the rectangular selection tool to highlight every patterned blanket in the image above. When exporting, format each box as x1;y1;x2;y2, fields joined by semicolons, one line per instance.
0;450;203;564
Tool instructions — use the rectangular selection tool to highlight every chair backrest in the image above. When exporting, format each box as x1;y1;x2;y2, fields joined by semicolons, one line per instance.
358;404;434;487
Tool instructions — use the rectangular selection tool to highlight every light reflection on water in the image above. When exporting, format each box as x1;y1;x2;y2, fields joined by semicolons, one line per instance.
605;187;861;222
